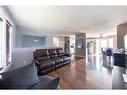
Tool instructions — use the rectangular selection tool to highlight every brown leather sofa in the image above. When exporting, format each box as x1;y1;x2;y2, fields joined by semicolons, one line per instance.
33;48;71;75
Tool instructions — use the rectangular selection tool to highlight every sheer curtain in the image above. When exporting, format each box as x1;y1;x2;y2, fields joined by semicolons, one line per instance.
0;17;6;69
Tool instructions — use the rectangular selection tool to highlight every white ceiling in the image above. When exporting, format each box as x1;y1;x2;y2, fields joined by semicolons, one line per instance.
5;6;127;37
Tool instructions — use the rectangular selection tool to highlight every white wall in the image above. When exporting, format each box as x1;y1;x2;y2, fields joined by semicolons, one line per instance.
15;26;55;48
11;48;34;70
11;47;64;70
46;35;53;47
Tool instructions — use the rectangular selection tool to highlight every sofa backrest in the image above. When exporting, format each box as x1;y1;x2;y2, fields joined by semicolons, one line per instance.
48;49;58;58
34;48;65;60
34;49;50;60
56;48;64;57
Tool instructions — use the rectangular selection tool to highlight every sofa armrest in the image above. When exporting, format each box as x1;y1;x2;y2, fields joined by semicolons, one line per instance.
33;60;41;75
33;60;40;66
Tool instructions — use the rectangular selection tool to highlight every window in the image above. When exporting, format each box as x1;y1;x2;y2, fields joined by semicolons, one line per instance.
96;38;114;54
100;39;108;48
108;38;113;48
0;17;12;71
0;17;5;70
0;8;13;72
53;37;63;47
6;20;12;66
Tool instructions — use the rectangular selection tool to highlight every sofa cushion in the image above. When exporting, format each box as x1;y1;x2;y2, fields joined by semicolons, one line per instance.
31;76;60;89
36;56;50;61
52;57;63;64
34;49;49;60
56;48;64;57
0;64;40;89
61;56;70;62
48;49;58;58
39;59;55;70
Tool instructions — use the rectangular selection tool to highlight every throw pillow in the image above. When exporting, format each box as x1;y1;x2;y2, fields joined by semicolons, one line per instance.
43;77;60;89
0;63;40;89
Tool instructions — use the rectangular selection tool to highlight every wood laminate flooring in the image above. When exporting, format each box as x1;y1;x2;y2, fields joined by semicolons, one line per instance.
48;55;112;89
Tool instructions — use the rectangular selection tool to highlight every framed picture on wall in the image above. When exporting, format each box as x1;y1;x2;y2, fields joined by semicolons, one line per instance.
76;39;83;49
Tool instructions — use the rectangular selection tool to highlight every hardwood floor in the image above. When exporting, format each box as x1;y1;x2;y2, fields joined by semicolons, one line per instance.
48;55;112;89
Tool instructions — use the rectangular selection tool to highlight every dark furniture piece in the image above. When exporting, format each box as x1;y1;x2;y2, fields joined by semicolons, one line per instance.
33;48;71;75
113;53;126;68
106;48;113;56
112;66;127;89
0;64;60;89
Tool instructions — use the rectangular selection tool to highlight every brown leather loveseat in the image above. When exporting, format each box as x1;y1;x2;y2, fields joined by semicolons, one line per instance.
33;48;71;75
